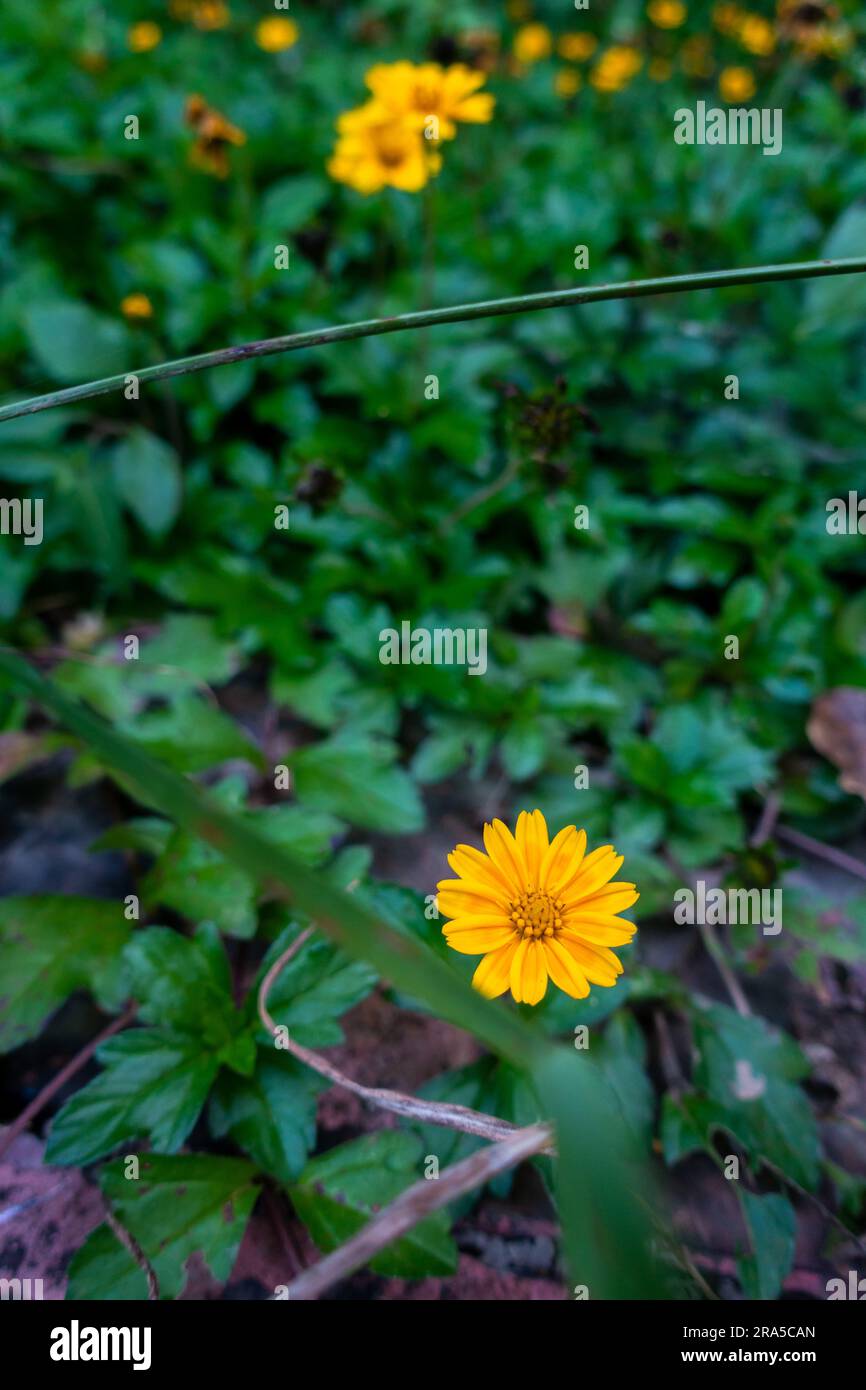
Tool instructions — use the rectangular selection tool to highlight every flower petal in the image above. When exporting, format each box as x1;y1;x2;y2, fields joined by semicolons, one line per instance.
509;936;548;1004
540;825;586;894
436;881;510;918
443;926;516;954
559;847;623;901
448;844;513;896
515;808;549;883
558;935;623;985
543;938;591;998
473;940;519;998
559;912;637;946
483;818;528;892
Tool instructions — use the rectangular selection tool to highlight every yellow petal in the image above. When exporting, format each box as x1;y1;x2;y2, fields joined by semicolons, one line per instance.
543;937;591;998
560;847;623;901
436;882;509;917
558;935;623;985
444;926;515;954
443;913;511;932
515;808;549;884
448;844;513;896
559;912;637;946
573;883;639;915
509;936;548;1004
483;818;527;892
540;825;586;894
473;940;518;998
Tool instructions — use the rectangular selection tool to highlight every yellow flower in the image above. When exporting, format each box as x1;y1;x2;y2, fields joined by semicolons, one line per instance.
255;16;298;52
713;3;745;35
738;14;776;55
590;45;643;92
172;0;230;30
364;61;494;139
120;293;153;319
777;0;846;56
719;64;756;100
438;810;638;1005
681;34;714;76
185;94;246;177
554;68;581;98
513;23;553;65
128;22;162;53
328;101;440;194
647;0;687;30
557;33;597;62
649;56;673;81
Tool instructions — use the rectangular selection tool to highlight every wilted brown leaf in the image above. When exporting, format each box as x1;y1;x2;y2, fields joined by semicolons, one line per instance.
807;687;866;800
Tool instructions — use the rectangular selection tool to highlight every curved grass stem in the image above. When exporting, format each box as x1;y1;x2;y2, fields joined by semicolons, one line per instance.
1;256;864;423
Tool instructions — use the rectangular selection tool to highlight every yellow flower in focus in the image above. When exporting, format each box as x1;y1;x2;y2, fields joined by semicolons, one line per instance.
328;102;440;194
647;0;687;30
554;68;581;98
255;17;298;52
590;45;643;92
364;61;494;139
185;94;246;177
120;293;153;320
128;22;162;53
649;57;673;81
438;810;638;1005
557;33;597;62
513;23;553;65
719;64;756;100
738;14;776;55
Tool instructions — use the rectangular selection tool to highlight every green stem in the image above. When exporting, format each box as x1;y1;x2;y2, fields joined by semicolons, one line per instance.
2;257;864;422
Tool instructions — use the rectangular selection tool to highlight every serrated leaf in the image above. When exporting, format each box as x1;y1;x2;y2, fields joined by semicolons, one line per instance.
254;924;377;1047
209;1052;322;1183
290;1131;457;1279
66;1155;259;1300
0;896;130;1051
291;735;425;833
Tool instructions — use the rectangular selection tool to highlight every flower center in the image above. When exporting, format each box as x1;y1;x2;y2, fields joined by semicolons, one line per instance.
509;889;564;939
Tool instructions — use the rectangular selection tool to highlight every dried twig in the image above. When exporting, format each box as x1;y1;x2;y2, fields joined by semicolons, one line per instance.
258;930;553;1148
697;920;752;1017
0;1003;137;1162
285;1121;552;1300
776;824;866;883
103;1205;160;1301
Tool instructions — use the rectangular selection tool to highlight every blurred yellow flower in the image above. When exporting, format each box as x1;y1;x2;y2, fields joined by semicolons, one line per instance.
554;68;581;98
648;0;687;30
681;34;714;76
120;293;153;320
128;22;162;53
438;810;638;1005
185;94;246;177
649;57;674;81
557;33;597;62
364;61;494;139
255;17;298;52
738;14;776;55
328;102;440;194
77;50;108;72
713;3;745;36
171;0;230;30
719;64;756;100
590;46;643;92
513;23;553;65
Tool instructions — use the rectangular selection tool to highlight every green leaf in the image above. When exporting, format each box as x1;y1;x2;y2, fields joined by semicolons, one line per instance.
737;1190;796;1300
142;831;259;938
0;896;130;1051
595;1011;654;1148
692;1003;820;1190
254;924;377;1047
292;734;425;833
66;1155;259;1300
111;427;182;538
45;1028;219;1166
122;924;242;1048
290;1131;458;1278
125;695;263;774
23;300;132;382
209;1052;322;1183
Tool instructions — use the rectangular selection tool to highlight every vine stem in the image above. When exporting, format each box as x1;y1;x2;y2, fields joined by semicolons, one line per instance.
2;257;864;422
257;928;554;1149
